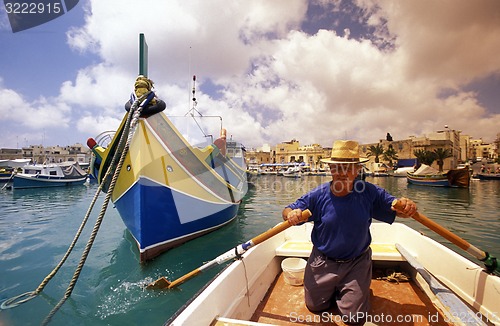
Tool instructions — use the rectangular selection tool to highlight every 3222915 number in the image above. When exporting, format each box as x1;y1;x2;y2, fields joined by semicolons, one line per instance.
5;2;62;14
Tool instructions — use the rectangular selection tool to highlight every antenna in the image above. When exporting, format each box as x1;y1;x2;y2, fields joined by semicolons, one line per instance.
186;75;202;117
188;46;192;110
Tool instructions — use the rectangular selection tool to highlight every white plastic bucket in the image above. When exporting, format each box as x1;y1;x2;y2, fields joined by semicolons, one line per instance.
281;257;307;286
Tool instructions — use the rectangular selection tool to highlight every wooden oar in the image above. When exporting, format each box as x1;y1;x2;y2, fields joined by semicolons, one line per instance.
392;199;499;274
147;209;312;290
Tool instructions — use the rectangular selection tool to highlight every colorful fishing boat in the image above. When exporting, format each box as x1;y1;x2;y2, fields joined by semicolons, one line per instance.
87;36;247;262
88;92;248;263
407;164;470;188
12;162;88;189
166;218;499;325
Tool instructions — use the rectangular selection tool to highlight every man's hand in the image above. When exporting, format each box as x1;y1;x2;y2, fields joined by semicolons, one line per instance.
283;208;303;225
391;197;418;218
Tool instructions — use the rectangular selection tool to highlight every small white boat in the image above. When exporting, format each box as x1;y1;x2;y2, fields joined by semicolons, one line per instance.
12;162;88;189
167;221;499;325
392;166;414;177
282;166;302;178
367;162;390;177
1;159;31;169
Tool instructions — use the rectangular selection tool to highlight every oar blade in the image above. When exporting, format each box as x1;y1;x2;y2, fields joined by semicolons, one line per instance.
146;277;171;289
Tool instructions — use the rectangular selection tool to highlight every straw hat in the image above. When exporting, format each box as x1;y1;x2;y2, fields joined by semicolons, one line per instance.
320;140;369;164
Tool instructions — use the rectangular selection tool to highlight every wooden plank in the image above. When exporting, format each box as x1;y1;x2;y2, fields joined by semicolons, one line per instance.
396;243;486;326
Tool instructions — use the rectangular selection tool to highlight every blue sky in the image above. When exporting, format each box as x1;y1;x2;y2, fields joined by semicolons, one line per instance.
1;0;499;150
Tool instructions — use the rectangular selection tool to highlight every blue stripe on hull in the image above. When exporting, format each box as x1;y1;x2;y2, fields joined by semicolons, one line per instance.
114;178;239;251
407;177;449;187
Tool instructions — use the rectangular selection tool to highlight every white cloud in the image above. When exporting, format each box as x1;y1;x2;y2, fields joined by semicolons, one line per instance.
0;88;70;128
2;0;500;150
77;115;123;136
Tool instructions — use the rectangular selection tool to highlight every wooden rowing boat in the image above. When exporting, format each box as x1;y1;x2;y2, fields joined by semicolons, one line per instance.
167;222;500;325
475;173;500;181
407;164;470;188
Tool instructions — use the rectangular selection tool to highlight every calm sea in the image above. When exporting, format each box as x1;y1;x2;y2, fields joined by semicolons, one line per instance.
0;175;499;325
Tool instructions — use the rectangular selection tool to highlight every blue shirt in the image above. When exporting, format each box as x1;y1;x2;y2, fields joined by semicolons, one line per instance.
287;180;396;260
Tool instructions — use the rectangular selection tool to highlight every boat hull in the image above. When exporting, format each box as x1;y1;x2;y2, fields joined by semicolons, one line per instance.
115;177;240;261
406;174;451;187
12;174;87;189
476;173;500;180
0;172;13;182
407;167;470;188
91;111;248;262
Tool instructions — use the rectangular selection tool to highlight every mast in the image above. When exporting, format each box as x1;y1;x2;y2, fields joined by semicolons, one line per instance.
139;33;148;77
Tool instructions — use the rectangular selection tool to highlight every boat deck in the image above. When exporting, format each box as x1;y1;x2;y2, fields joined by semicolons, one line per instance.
246;266;452;326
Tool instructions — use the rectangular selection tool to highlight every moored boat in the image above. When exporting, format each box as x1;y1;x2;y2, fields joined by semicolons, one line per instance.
282;166;302;178
87;37;248;262
1;159;31;169
88;93;248;262
167;221;500;325
407;164;470;188
392;166;414;177
12;162;88;189
475;173;500;180
0;168;14;182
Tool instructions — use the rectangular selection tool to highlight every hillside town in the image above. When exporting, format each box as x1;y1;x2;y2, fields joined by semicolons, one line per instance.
1;128;499;173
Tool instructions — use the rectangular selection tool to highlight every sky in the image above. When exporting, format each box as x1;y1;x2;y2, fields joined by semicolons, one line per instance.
1;0;500;150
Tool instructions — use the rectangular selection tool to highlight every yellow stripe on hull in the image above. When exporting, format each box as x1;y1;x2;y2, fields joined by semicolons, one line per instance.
112;115;243;204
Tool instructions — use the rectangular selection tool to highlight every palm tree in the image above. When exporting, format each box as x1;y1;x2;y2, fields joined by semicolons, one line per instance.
413;149;436;166
383;144;398;168
367;144;384;163
433;148;452;172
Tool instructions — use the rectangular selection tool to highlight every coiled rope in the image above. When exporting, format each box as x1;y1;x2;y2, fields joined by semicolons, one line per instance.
1;92;151;325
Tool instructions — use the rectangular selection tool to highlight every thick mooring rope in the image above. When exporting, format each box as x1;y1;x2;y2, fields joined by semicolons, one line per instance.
0;92;150;325
41;93;150;325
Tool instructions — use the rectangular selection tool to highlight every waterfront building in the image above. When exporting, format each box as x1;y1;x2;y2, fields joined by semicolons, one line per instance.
0;148;23;160
495;133;500;161
471;139;497;163
272;139;328;172
246;145;272;171
460;134;473;163
0;143;91;165
362;127;467;171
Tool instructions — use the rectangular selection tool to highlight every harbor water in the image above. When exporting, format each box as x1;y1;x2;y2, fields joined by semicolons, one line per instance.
1;175;499;325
